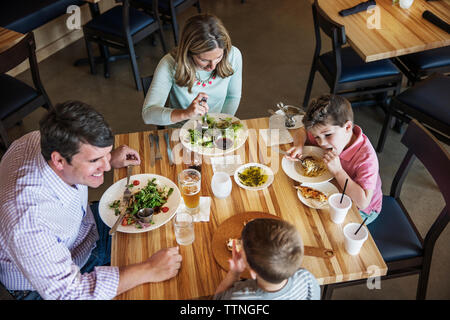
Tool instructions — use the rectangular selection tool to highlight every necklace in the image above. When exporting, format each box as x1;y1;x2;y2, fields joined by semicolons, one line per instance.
195;72;216;87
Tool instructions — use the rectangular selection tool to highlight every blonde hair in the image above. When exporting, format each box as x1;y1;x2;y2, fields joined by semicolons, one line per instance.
171;14;234;93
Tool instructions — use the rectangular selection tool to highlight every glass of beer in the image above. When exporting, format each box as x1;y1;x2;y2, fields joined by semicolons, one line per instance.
178;168;201;214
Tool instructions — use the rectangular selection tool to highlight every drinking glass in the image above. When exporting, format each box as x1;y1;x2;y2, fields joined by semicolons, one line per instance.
178;168;201;214
173;213;195;245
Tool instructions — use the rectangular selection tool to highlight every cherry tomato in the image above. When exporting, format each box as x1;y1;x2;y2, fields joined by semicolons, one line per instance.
121;217;128;226
132;180;140;186
161;207;169;213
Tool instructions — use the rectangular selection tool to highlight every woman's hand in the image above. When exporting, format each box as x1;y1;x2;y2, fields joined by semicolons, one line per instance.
110;145;141;169
185;93;209;118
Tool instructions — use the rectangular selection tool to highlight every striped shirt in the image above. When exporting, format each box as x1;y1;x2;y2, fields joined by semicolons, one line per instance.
0;131;119;299
214;269;321;300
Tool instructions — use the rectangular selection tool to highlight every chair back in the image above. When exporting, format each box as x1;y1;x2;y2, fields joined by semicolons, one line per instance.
392;119;450;248
141;75;153;98
311;0;346;85
0;32;36;74
0;32;47;99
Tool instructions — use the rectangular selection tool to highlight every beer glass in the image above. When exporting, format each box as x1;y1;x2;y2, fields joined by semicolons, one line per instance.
178;168;201;214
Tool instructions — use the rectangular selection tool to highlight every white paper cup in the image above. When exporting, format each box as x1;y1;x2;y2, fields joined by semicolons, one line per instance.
343;223;368;255
399;0;414;9
211;171;232;199
173;213;195;246
328;193;352;224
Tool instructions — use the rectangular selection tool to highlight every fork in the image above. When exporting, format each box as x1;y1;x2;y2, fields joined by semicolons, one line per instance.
200;97;208;129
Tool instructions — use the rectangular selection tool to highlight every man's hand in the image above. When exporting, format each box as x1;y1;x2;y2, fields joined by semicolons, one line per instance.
110;145;141;169
143;247;182;282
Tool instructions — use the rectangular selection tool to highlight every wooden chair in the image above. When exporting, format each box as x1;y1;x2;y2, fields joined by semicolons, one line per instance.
303;1;402;136
0;32;52;149
322;119;450;300
133;0;202;45
82;0;167;91
377;74;449;153
393;46;450;86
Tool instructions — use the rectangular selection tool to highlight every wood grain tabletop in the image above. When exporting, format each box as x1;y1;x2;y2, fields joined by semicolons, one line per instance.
111;117;387;300
315;0;450;62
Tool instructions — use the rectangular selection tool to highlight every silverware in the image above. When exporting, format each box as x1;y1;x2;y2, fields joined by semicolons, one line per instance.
200;97;208;130
149;133;155;166
277;149;306;166
109;165;132;235
154;134;162;160
164;131;174;165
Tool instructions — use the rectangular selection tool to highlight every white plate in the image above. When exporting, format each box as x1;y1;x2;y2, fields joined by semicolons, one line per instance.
99;174;181;234
297;182;339;209
179;113;248;156
270;110;304;130
234;163;274;191
281;146;334;184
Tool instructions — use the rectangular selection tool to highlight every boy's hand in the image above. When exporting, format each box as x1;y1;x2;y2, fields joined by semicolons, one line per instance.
286;145;303;161
228;240;246;275
323;148;342;176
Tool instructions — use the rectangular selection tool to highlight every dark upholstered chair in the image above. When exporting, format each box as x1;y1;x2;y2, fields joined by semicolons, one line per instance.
322;119;450;300
133;0;201;45
0;32;52;149
303;1;402;115
141;74;165;130
377;74;449;153
82;0;167;91
393;46;450;86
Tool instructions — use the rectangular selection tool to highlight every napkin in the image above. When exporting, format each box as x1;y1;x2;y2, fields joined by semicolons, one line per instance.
339;0;376;17
423;10;450;34
210;154;243;176
260;129;293;147
177;196;211;222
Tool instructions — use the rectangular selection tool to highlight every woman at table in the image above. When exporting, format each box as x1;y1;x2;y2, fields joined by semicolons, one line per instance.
142;14;242;127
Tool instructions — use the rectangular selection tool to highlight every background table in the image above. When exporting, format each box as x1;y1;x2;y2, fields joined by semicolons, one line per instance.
0;27;25;54
315;0;450;62
111;117;387;299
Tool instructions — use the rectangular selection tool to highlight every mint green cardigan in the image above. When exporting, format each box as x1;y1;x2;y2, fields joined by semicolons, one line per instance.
142;46;242;126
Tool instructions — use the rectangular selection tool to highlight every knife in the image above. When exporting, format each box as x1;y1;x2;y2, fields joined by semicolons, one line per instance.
149;133;155;167
154;133;162;160
164;131;174;165
109;165;132;235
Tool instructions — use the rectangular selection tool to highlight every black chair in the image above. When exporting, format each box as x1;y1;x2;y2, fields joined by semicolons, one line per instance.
377;74;449;153
134;0;202;45
82;0;167;91
303;1;402;115
393;46;450;86
322;119;450;300
141;74;165;130
0;32;52;149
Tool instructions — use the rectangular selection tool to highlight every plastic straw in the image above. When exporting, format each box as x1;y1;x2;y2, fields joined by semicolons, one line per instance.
340;178;348;204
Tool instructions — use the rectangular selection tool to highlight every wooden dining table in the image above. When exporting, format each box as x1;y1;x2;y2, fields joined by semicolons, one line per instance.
0;27;25;54
110;117;387;299
314;0;450;62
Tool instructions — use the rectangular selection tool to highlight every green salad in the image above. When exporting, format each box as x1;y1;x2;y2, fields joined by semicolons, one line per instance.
188;115;243;148
109;178;174;229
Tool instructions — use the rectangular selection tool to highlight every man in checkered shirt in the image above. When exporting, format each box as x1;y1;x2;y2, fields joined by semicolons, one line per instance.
0;101;182;299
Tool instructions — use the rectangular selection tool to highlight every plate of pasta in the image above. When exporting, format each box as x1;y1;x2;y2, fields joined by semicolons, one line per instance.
281;146;334;184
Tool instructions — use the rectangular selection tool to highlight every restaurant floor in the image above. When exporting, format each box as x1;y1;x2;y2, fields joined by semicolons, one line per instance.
3;0;449;300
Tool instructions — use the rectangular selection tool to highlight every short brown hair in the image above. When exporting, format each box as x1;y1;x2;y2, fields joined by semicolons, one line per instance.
242;218;304;284
303;94;353;130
